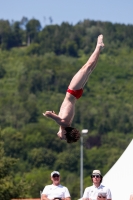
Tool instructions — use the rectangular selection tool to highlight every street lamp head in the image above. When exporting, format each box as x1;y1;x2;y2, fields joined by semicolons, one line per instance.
81;129;88;134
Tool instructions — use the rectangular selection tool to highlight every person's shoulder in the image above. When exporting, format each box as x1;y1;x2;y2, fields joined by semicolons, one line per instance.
45;184;53;188
42;184;52;194
84;185;93;190
58;184;68;189
100;184;111;191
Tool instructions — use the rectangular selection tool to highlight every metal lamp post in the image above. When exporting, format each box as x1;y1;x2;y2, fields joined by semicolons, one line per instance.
80;129;88;198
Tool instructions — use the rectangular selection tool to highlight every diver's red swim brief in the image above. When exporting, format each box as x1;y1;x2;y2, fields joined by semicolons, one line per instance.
67;88;83;99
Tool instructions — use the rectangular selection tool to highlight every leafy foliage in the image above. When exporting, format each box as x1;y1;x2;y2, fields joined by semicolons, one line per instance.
0;18;133;200
0;132;30;200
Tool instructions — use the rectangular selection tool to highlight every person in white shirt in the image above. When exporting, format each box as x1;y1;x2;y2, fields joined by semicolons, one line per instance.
41;171;71;200
82;170;112;200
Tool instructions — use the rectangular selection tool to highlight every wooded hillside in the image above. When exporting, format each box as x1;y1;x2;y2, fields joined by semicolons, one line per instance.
0;17;133;200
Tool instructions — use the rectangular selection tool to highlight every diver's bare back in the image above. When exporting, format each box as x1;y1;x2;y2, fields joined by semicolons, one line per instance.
43;92;76;127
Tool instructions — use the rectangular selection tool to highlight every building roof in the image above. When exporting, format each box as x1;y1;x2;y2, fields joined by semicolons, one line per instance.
102;139;133;200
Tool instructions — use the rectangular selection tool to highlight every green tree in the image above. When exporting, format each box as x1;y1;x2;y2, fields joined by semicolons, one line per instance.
0;63;6;78
0;20;11;49
12;21;23;47
0;132;29;200
26;19;41;44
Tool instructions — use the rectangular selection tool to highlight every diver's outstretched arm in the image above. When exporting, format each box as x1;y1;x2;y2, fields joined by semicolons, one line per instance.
43;111;69;127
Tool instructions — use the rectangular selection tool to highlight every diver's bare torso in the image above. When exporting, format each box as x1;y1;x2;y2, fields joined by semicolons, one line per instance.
43;92;77;135
58;92;76;125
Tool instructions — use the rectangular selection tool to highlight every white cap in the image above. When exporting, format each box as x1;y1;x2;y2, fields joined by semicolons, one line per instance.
51;171;60;177
92;170;101;175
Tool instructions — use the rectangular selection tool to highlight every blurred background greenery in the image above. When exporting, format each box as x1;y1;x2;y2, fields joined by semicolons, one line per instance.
0;18;133;200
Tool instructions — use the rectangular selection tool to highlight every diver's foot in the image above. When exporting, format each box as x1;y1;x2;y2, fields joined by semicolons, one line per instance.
97;34;104;50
